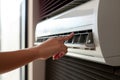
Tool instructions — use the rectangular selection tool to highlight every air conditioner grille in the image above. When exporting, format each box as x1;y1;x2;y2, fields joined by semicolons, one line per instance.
39;0;91;21
46;56;120;80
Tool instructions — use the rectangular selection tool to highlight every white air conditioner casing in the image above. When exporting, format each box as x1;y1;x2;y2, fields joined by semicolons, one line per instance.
35;0;120;66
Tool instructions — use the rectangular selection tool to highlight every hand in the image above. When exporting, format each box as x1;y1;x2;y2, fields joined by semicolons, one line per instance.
35;33;74;60
0;33;74;74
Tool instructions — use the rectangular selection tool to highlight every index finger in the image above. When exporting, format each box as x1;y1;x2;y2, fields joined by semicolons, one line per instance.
61;32;74;41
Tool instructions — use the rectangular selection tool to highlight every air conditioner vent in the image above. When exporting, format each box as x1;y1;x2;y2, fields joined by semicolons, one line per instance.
36;30;95;50
39;0;91;21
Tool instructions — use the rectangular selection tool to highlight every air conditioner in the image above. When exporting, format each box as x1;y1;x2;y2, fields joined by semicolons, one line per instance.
35;0;120;66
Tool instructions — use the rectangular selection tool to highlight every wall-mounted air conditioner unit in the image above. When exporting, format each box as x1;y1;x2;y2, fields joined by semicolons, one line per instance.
35;0;120;66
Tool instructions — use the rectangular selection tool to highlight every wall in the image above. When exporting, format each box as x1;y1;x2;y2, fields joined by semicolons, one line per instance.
27;0;45;80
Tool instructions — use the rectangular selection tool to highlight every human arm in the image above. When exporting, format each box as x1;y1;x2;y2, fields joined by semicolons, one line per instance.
0;33;74;74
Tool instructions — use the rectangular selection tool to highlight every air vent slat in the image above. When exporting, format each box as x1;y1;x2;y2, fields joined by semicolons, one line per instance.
39;0;91;21
40;0;69;17
46;56;120;80
40;0;59;12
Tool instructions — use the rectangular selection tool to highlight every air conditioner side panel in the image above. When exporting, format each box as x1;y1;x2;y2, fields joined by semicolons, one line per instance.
98;0;120;57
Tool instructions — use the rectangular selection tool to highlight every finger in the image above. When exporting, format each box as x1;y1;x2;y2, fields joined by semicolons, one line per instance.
52;51;66;60
52;46;68;60
61;32;74;41
52;53;60;60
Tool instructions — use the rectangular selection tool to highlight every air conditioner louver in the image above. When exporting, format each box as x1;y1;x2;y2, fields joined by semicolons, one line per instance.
36;30;95;50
